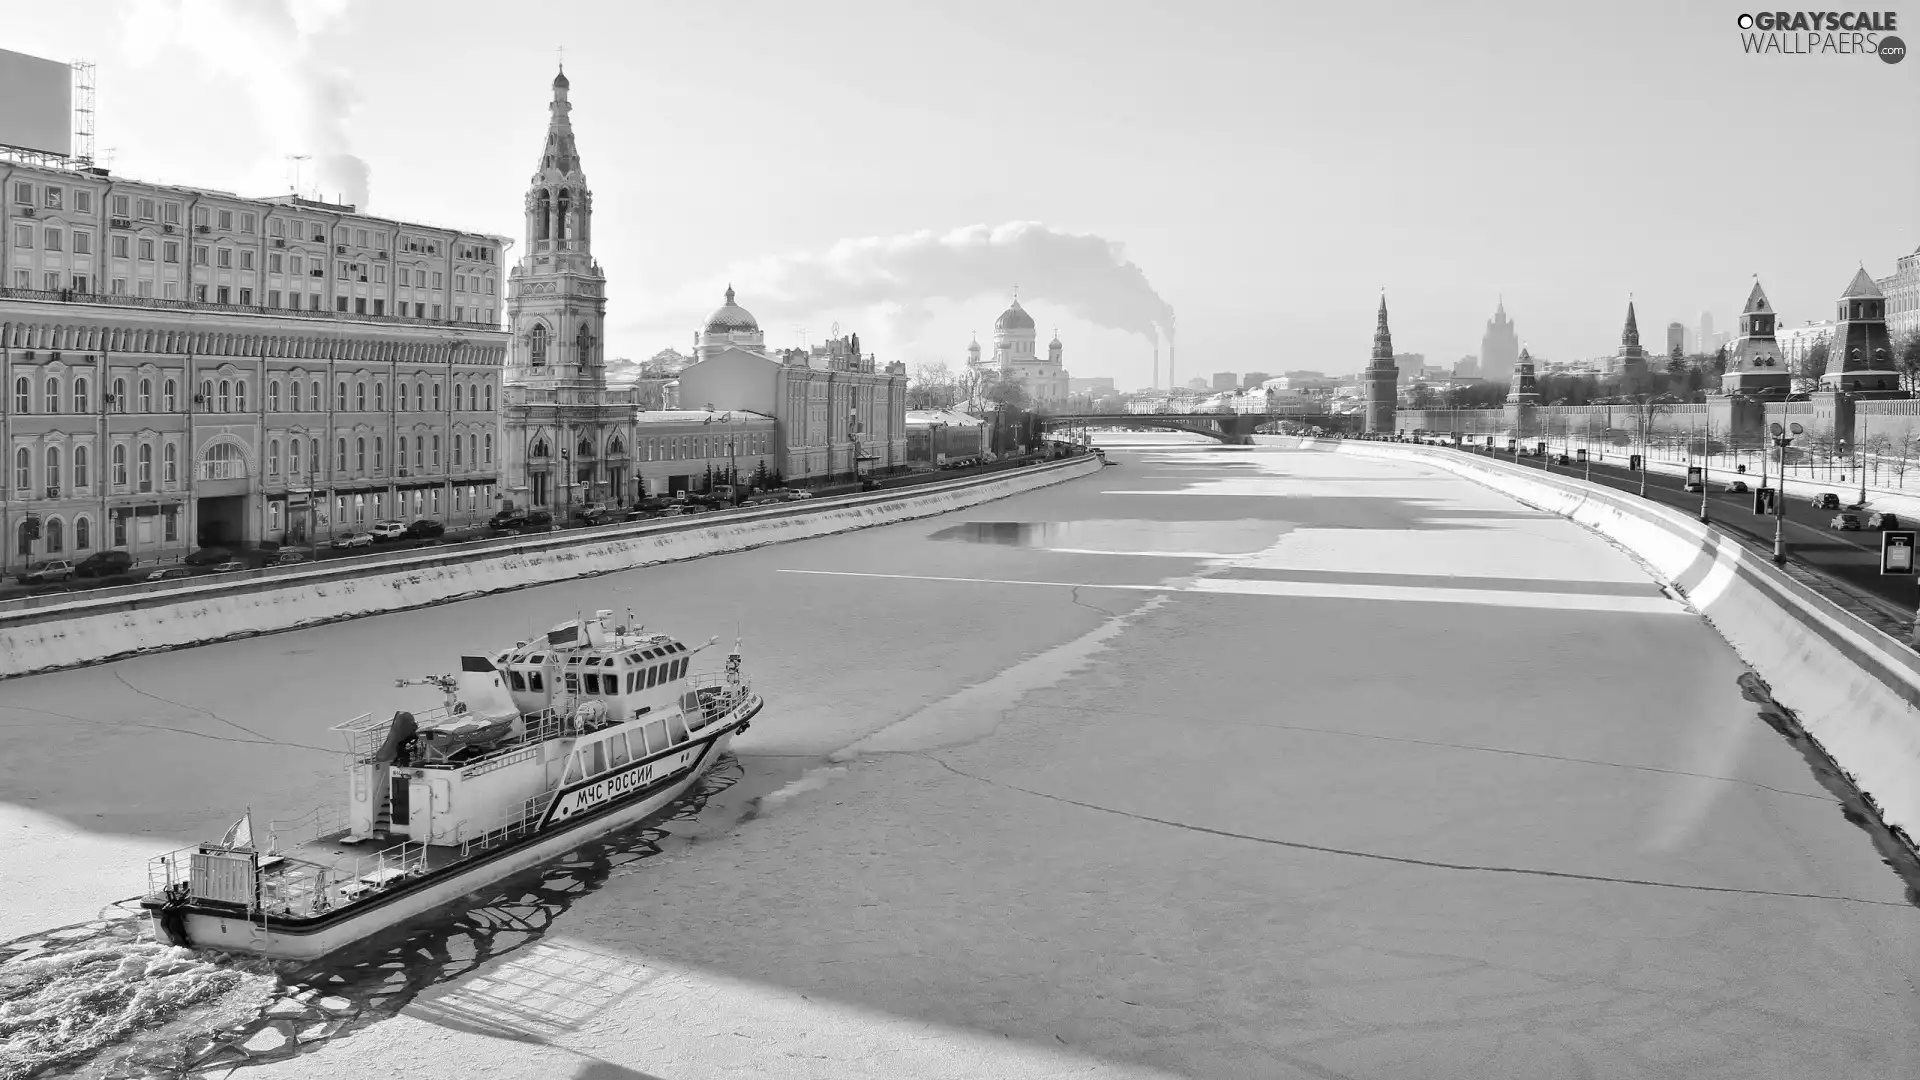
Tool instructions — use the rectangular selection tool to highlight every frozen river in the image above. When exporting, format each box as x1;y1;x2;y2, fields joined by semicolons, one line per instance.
5;434;1919;1079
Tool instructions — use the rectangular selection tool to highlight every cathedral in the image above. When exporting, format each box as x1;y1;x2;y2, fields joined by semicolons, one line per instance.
499;69;907;508
966;297;1071;406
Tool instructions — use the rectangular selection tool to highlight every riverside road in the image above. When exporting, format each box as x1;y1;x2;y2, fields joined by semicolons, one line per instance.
6;435;1918;1080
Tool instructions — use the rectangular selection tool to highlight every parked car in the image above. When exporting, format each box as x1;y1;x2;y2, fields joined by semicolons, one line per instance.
1830;513;1862;531
184;547;231;566
1869;512;1901;530
76;550;135;578
273;551;308;565
369;520;408;542
1725;480;1750;494
146;566;194;581
403;519;446;539
210;560;247;573
334;532;375;549
16;560;75;585
1811;492;1841;510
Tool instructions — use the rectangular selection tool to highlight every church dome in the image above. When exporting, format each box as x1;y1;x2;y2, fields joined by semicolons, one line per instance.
705;285;759;333
995;300;1035;331
553;67;569;90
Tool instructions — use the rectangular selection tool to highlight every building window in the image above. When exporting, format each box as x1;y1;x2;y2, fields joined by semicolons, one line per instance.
217;247;232;269
73;231;90;254
311;380;321;409
398;383;409;411
218;380;231;412
12;377;26;413
44;377;59;414
45;517;62;553
73;446;88;488
269;439;280;474
374;437;383;472
375;383;384;411
12;224;32;249
531;325;549;366
72;377;89;413
163;443;176;484
269;381;280;411
45;447;60;492
137;444;153;491
112;445;126;486
236;381;247;411
201;380;212;406
453;384;463;412
112;512;125;547
355;438;366;473
43;226;62;250
397;436;408;471
191;244;204;265
163;507;177;542
414;437;423;469
337;382;347;410
164;379;177;411
336;438;347;471
468;433;477;468
484;432;493;464
356;382;366;411
75;516;89;550
453;434;463;466
432;384;441;411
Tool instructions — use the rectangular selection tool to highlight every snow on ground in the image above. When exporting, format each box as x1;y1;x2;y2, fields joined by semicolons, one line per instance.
9;432;1920;1078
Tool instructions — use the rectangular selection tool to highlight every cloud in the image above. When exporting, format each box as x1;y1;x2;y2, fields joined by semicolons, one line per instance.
670;221;1176;345
119;0;372;207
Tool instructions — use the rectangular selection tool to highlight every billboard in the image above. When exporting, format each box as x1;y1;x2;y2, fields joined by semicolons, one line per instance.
0;49;72;157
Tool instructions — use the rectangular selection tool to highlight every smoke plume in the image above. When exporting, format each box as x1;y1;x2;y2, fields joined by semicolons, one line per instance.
697;221;1176;344
122;0;372;207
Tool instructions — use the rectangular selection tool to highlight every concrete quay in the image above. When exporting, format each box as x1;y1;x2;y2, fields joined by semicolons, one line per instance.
6;436;1917;1079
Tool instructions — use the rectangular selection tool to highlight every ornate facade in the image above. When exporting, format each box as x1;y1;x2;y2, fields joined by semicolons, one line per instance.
966;297;1070;406
1363;294;1398;434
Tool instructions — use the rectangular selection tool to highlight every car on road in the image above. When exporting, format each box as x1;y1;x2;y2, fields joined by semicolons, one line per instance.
369;520;408;542
1811;492;1842;510
16;560;75;585
272;551;308;565
76;550;135;578
183;547;231;566
210;560;247;573
334;532;375;549
146;566;194;581
1830;513;1862;531
1725;480;1750;494
1869;512;1901;530
402;519;446;540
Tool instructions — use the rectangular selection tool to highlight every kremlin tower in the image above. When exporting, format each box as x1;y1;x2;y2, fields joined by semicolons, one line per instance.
1364;294;1399;435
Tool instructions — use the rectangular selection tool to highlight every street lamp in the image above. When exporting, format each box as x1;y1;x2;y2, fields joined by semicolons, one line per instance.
560;447;573;523
1771;422;1803;565
1698;413;1711;524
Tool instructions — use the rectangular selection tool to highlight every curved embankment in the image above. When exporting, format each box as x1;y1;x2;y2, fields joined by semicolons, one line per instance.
0;455;1104;679
1279;436;1920;853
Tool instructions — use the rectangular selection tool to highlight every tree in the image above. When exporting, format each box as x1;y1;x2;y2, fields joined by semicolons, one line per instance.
955;365;986;413
983;376;1032;414
908;360;960;410
642;348;692;377
1895;330;1920;393
1794;339;1830;394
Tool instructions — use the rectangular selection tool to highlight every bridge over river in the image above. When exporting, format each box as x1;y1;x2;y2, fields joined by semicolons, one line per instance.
1041;411;1362;443
4;433;1915;1079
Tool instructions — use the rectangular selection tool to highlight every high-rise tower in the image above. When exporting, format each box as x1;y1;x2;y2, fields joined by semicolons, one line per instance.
1479;299;1520;384
1363;294;1399;434
501;67;624;511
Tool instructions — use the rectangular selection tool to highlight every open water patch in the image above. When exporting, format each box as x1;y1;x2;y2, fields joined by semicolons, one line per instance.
0;756;745;1079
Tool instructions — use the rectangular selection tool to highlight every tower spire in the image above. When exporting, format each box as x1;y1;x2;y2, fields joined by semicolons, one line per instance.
1622;297;1640;348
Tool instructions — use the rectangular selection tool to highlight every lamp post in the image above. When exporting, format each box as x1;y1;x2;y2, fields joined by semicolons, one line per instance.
560;447;573;524
1858;427;1869;508
1698;413;1710;524
1771;422;1803;565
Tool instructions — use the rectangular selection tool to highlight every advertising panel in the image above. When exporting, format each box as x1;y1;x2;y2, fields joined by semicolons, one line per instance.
0;49;72;157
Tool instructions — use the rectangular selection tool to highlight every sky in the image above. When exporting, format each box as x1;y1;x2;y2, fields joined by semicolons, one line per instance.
3;0;1918;388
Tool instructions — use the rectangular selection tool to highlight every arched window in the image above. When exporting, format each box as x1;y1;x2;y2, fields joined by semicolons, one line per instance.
535;189;551;240
374;437;384;472
111;445;126;486
138;378;151;412
484;432;493;463
218;379;232;412
73;445;88;488
12;446;32;489
356;437;366;472
336;438;347;471
453;384;464;412
414;381;424;409
164;379;177;411
576;324;591;366
336;381;347;410
73;377;89;413
308;438;320;475
138;444;153;490
609;436;624;456
397;436;408;471
530;325;549;366
432;383;441;411
12;377;28;413
204;442;239;480
45;447;60;491
269;439;281;475
556;188;571;240
311;380;321;410
200;380;212;407
269;380;281;411
577;437;593;459
163;443;177;484
398;382;409;412
453;433;463;466
75;516;90;550
45;518;62;553
413;437;423;469
483;383;493;411
431;435;441;466
468;433;477;468
375;383;385;411
289;438;301;475
356;382;366;411
44;376;59;414
532;439;548;458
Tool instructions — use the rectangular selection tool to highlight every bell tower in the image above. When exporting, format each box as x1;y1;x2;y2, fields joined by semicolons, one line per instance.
1363;293;1399;435
501;67;624;514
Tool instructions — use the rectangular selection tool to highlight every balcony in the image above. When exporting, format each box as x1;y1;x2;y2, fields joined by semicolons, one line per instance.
198;460;246;481
0;286;505;334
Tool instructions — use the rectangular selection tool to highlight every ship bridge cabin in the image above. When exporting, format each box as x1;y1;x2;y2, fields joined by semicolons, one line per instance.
494;610;703;723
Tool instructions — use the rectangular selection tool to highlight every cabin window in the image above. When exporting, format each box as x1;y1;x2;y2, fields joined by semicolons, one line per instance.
529;671;544;692
643;666;658;689
667;715;690;744
565;673;580;694
588;740;606;776
642;720;666;753
673;658;688;680
562;753;585;786
608;733;631;768
509;670;527;691
584;674;601;694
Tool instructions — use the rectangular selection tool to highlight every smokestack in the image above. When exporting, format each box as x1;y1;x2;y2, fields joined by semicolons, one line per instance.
1168;314;1177;390
1153;341;1160;391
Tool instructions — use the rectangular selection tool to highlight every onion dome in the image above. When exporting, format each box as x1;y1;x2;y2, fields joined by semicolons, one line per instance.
704;285;759;333
553;66;569;90
995;300;1035;331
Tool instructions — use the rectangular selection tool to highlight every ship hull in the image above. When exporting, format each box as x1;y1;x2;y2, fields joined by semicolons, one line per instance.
146;701;757;961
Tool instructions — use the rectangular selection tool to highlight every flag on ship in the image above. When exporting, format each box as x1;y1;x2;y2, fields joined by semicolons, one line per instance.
221;812;254;850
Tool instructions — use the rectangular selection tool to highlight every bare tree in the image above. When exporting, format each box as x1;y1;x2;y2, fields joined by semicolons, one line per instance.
908;360;960;410
1895;330;1920;393
1793;339;1830;394
955;365;987;413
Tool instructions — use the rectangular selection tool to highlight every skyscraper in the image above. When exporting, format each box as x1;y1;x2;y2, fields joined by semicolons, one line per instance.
1698;311;1715;355
1479;300;1519;384
1666;322;1686;356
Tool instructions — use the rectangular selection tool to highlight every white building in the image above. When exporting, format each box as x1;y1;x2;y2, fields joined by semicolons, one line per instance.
1778;320;1835;364
966;298;1070;406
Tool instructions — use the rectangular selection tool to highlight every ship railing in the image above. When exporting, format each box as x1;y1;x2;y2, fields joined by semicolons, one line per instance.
335;705;572;771
458;790;555;860
683;672;752;729
144;833;434;919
